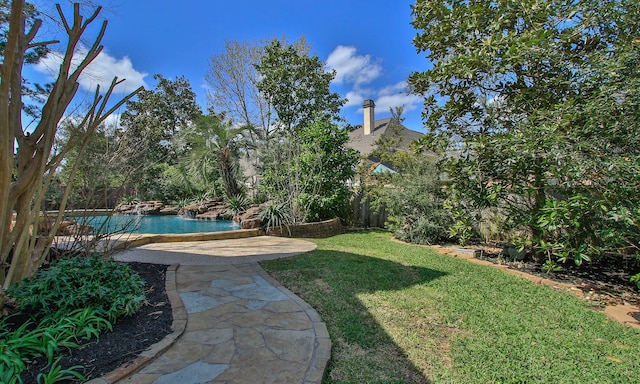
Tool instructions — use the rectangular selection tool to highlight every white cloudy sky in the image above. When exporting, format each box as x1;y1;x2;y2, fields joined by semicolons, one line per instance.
27;0;428;131
34;47;148;95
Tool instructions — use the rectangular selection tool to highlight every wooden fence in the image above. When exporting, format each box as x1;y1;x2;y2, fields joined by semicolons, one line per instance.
350;191;388;228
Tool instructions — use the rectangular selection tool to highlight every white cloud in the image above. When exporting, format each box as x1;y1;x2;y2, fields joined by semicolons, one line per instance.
326;45;382;86
102;113;124;132
327;47;423;125
375;93;422;113
344;91;365;107
351;81;422;113
35;46;148;94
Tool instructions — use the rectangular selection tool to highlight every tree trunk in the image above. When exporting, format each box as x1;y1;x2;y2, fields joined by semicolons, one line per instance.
219;147;241;197
0;3;141;301
530;158;547;241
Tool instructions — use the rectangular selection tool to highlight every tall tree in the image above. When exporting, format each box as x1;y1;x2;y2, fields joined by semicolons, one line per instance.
260;121;359;223
205;40;273;138
409;0;640;262
0;2;141;295
120;74;200;200
1;1;52;117
256;39;345;133
121;74;200;161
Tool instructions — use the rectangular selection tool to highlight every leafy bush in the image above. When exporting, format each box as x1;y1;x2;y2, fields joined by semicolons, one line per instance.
118;195;140;206
631;273;640;289
8;255;145;321
259;120;359;223
365;156;452;245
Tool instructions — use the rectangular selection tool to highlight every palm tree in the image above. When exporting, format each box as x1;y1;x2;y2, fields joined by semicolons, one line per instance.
184;114;253;198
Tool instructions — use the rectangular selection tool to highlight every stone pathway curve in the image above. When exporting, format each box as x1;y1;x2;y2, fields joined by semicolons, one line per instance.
90;236;329;384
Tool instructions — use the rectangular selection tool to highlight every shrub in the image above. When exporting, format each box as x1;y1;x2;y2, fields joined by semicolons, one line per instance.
259;202;293;230
259;120;359;223
8;255;145;321
365;156;452;245
0;307;110;383
226;194;250;216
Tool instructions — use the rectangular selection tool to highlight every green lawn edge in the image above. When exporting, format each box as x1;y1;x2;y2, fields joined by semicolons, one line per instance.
261;231;640;384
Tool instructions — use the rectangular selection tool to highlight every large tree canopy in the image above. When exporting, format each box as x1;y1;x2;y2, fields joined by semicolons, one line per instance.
119;74;200;200
256;39;345;133
409;0;640;262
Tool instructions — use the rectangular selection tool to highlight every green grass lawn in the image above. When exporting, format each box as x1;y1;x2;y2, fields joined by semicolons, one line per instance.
260;231;640;384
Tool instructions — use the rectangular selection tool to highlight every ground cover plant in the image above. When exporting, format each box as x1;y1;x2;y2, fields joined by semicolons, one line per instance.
1;256;160;382
261;232;640;383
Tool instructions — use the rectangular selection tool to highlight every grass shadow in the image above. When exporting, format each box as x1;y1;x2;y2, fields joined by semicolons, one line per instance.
262;248;447;384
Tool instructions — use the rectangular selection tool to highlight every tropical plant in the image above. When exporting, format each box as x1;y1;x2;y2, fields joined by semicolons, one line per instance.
182;114;253;198
36;357;86;384
118;195;140;206
259;203;293;230
0;307;112;382
226;194;250;217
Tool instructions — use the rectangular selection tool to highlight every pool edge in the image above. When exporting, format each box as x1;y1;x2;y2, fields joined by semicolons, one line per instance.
112;228;264;250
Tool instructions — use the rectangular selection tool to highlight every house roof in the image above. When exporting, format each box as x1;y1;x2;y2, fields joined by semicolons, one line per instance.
346;117;423;155
364;156;397;174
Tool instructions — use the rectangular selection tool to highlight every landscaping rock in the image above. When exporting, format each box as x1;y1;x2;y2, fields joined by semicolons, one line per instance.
179;200;225;218
196;207;233;221
241;218;263;229
236;204;268;229
159;206;179;215
62;223;94;235
117;201;165;215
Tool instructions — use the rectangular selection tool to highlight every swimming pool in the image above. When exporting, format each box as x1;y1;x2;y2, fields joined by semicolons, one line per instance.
75;215;241;235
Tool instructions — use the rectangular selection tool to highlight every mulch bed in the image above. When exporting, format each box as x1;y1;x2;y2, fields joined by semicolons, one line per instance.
474;245;640;307
8;262;173;383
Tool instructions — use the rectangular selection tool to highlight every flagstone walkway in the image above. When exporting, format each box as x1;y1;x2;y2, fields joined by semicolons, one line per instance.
89;236;329;384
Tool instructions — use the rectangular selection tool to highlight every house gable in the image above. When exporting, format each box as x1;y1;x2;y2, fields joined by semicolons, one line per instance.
346;117;423;156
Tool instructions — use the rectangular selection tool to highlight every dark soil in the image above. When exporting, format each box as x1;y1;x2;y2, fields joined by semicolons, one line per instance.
475;246;640;307
7;262;173;383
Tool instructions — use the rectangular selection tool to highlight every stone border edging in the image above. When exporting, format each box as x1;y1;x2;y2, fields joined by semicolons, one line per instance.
108;218;342;251
250;263;331;383
264;217;343;238
427;244;640;330
85;264;188;384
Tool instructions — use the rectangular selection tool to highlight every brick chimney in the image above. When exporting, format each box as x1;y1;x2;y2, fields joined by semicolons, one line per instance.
363;99;375;135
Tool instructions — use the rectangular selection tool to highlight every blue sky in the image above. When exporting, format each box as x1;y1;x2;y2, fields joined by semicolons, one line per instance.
27;0;429;132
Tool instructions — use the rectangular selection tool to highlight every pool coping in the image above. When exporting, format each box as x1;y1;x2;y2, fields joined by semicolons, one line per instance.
110;228;263;250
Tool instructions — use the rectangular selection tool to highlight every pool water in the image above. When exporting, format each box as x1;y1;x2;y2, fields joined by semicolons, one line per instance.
75;215;240;235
